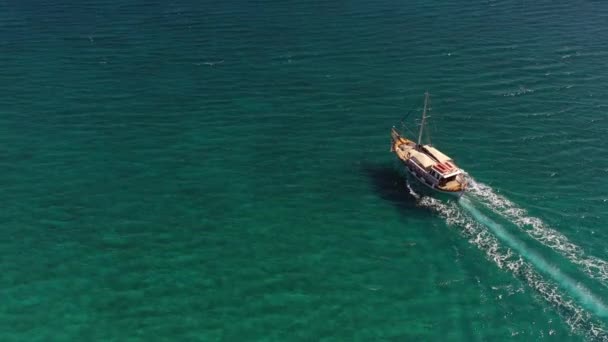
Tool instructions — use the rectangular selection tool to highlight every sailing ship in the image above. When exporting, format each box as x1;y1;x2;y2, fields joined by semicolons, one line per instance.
390;92;467;196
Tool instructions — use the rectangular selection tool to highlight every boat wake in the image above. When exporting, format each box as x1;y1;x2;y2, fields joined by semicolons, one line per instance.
405;180;608;341
464;174;608;288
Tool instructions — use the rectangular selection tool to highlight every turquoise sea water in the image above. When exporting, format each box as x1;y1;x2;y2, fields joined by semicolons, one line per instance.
1;0;608;340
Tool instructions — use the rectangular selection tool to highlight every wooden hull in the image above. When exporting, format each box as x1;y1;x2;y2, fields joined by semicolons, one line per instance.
397;159;464;198
409;171;464;197
391;127;466;197
390;92;467;197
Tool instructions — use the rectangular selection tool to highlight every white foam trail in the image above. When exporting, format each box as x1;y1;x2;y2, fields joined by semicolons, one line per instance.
460;197;608;318
408;183;608;340
465;174;608;287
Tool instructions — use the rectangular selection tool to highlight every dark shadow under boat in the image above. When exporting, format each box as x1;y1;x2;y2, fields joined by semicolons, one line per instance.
360;162;420;212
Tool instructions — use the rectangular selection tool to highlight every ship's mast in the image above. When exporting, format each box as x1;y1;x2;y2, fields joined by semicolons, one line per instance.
417;91;429;147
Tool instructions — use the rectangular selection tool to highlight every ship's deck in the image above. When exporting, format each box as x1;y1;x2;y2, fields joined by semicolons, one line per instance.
438;180;463;192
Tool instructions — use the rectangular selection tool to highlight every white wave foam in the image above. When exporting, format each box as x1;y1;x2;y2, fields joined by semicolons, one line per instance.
464;174;608;287
408;183;608;340
416;194;517;270
460;197;608;318
503;85;534;97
